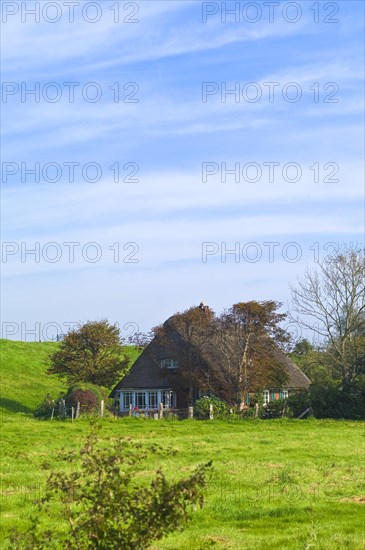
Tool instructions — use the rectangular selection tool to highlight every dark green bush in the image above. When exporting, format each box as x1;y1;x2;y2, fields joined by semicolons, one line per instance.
262;398;288;419
34;394;57;419
286;383;365;420
310;382;365;419
286;391;311;418
194;396;228;419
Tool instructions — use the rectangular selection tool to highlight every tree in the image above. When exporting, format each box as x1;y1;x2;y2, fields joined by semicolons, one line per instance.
126;330;153;349
292;339;313;356
48;320;130;387
291;244;365;385
152;301;290;410
10;428;212;549
214;301;290;409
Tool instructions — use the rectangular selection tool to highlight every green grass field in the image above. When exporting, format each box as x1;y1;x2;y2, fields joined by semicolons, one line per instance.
0;339;141;414
1;340;364;549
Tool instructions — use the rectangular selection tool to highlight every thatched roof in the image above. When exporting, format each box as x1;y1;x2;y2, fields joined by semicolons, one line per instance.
271;348;311;389
110;337;172;396
110;314;311;397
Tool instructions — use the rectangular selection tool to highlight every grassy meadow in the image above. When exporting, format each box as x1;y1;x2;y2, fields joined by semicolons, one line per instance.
0;340;364;549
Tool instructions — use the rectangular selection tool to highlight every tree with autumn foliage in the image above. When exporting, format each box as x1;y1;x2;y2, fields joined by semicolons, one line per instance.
48;320;130;388
152;301;290;410
214;301;290;409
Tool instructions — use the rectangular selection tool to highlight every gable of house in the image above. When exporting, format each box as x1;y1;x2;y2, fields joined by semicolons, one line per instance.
110;337;171;394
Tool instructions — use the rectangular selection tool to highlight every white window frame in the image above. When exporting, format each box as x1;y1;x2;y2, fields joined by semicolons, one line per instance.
118;390;175;411
147;391;158;409
135;392;146;409
263;390;270;404
121;391;133;410
160;358;179;369
282;390;288;399
161;390;175;408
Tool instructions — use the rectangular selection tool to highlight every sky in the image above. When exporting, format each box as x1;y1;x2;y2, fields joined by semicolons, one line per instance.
1;0;364;342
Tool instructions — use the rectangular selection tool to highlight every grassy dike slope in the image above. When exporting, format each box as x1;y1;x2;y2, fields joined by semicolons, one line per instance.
0;339;63;415
0;339;141;414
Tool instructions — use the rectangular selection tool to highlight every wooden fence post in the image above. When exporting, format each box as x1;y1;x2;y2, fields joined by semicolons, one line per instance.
71;406;74;422
50;408;54;421
100;400;104;417
188;406;194;419
159;402;164;419
129;403;133;416
255;403;259;418
209;403;213;420
76;402;80;419
59;398;66;419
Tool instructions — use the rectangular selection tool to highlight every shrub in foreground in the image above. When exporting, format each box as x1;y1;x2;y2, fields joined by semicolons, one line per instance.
10;426;212;549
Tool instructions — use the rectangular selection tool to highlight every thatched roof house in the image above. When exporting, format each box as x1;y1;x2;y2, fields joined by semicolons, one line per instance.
110;311;310;415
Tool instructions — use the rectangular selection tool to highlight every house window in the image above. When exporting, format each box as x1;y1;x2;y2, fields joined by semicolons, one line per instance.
282;390;288;399
119;390;175;411
147;391;158;409
135;392;146;409
263;390;270;404
160;358;179;369
122;391;133;410
161;390;174;408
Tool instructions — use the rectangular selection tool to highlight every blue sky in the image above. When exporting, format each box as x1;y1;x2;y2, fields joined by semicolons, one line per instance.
1;0;364;342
